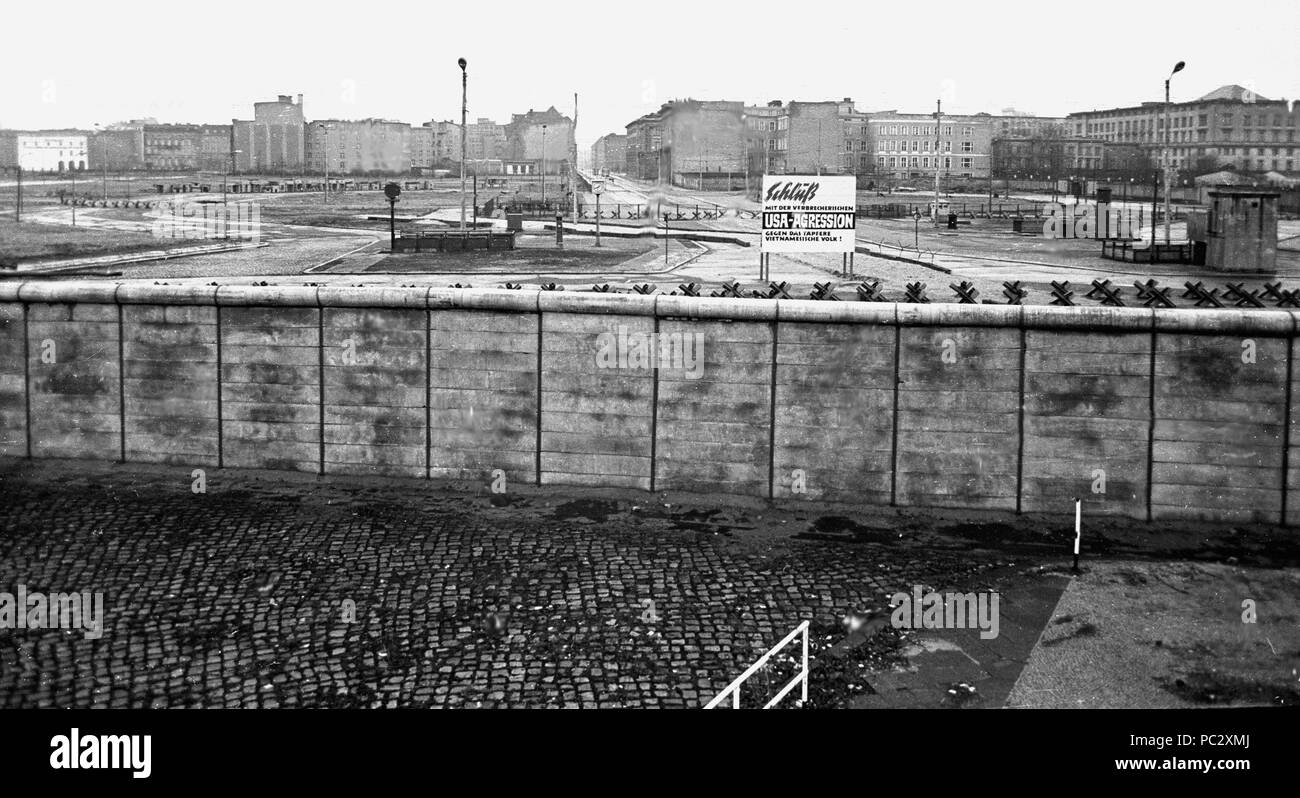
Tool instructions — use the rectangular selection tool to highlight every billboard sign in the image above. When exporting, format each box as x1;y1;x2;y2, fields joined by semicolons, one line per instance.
760;175;856;253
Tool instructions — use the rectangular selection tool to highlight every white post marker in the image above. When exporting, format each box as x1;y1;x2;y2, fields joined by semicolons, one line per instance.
1073;498;1081;573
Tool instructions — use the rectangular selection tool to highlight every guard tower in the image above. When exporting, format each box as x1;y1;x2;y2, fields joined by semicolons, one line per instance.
1205;187;1280;273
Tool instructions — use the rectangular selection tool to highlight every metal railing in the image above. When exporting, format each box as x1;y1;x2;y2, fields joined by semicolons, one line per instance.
704;620;809;709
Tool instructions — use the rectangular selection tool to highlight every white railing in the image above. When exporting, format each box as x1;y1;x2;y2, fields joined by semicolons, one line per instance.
704;621;810;709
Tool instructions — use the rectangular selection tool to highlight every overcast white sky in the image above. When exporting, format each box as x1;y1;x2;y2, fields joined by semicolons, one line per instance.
2;0;1297;148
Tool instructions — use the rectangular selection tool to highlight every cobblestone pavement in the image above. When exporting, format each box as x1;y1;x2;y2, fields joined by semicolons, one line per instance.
0;460;1022;709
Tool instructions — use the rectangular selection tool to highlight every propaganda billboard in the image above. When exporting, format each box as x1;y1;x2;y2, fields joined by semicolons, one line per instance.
760;175;857;253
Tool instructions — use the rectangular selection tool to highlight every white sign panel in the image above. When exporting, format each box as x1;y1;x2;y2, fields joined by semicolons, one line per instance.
760;175;856;253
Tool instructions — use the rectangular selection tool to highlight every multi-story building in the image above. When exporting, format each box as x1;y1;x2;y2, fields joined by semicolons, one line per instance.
429;120;461;164
409;125;434;171
141;124;232;171
743;98;871;179
865;111;995;180
306;119;411;174
840;100;874;176
505;106;575;174
624;99;745;188
409;120;463;171
743;101;787;176
88;120;150;172
1066;85;1300;174
781;100;850;175
994;109;1070;139
991;138;1150;179
466;118;507;162
625;108;665;181
0;130;89;172
232;94;305;174
591;133;626;174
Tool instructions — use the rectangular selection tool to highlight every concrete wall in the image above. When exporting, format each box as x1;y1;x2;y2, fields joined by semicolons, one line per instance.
1;282;1297;526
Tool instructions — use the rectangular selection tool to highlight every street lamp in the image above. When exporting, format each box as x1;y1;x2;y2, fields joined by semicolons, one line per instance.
1163;60;1186;245
540;124;547;207
224;149;242;239
313;122;332;203
93;123;107;201
458;57;467;232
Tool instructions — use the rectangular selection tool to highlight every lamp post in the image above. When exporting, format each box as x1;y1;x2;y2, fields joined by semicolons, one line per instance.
459;57;467;232
540;124;547;207
313;122;332;203
224;149;242;239
94;124;107;201
1163;60;1186;245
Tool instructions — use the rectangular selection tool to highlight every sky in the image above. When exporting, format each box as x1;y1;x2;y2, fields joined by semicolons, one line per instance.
3;0;1298;150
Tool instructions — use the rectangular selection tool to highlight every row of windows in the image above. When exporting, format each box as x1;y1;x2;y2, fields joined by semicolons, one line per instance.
1084;113;1296;134
876;124;976;136
877;140;977;153
876;156;974;169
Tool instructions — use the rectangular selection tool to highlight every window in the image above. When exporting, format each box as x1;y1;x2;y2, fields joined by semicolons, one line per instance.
922;157;929;168
961;157;972;168
944;157;951;169
878;156;886;168
922;140;930;152
963;126;974;136
961;141;973;152
910;157;918;167
888;156;896;167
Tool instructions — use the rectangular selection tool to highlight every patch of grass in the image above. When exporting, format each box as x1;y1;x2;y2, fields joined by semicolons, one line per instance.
0;219;164;266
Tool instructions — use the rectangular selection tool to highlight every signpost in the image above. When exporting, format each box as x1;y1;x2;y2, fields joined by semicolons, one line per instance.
384;182;401;251
760;175;856;280
591;178;604;247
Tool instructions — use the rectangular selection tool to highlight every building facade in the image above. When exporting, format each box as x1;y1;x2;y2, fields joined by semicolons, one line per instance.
624;99;745;188
1066;85;1300;174
591;133;626;174
625;108;665;181
0;131;89;172
232;94;305;174
466;118;507;162
994;110;1070;139
991;137;1151;179
505;106;574;174
88;121;150;172
306;119;411;174
782;100;849;175
866;111;994;180
141;124;232;171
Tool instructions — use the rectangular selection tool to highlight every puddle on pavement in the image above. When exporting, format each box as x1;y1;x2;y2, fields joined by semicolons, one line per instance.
796;515;901;544
665;508;743;535
550;499;619;522
932;520;1067;555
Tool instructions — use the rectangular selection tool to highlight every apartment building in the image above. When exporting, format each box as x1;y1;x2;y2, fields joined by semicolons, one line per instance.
142;124;232;171
505;106;574;174
232;94;306;174
306;119;410;174
1066;85;1300;174
591;133;626;174
867;111;994;179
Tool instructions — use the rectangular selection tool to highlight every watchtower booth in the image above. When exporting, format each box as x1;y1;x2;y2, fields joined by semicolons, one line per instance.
1206;187;1280;273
